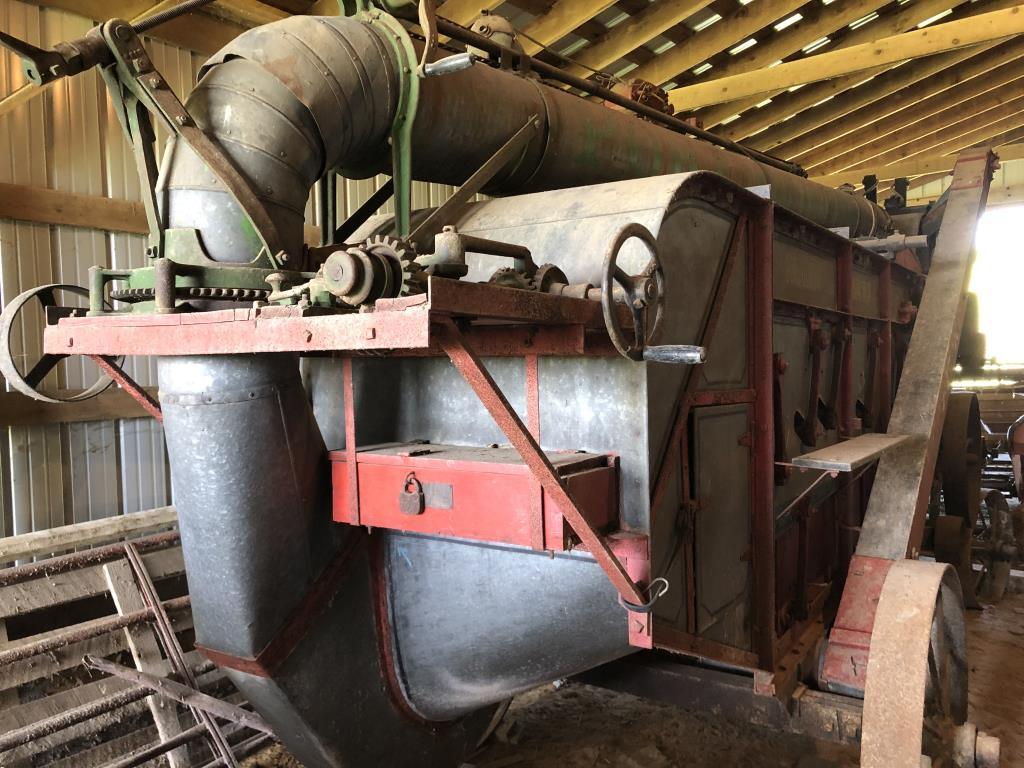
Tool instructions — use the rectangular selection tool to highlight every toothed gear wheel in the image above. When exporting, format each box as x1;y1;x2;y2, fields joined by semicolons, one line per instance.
528;264;568;293
489;267;531;290
364;235;422;295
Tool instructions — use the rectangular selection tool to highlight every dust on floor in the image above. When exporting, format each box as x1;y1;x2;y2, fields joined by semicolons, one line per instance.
965;576;1024;765
469;683;858;768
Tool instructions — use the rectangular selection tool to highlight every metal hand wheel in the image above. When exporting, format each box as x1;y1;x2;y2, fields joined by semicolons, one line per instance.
601;223;705;364
0;284;117;403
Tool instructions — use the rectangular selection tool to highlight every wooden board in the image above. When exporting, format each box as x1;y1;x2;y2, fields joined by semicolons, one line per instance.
0;547;185;620
0;389;158;428
104;561;189;768
791;434;910;472
0;507;176;564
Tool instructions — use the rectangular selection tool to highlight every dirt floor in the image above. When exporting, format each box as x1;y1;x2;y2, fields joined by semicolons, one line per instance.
249;577;1024;768
964;575;1024;766
468;684;859;768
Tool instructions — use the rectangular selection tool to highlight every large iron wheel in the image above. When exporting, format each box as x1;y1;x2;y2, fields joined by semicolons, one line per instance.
934;392;985;607
861;559;999;767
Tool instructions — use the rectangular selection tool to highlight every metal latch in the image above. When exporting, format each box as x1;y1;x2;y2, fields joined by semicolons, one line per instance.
399;473;425;515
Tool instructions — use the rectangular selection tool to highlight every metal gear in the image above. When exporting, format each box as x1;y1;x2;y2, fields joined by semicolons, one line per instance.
488;267;531;290
110;287;269;303
528;263;568;293
363;234;423;295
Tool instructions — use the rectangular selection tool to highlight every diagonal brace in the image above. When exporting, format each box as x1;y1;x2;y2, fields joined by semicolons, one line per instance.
436;316;645;606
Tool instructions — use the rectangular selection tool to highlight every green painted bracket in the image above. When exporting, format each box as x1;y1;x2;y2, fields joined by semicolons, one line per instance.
340;2;420;238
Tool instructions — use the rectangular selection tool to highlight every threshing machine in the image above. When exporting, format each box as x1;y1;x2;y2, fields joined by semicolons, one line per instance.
0;1;1002;765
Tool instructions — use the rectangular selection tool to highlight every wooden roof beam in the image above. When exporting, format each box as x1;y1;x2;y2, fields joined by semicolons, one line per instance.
795;47;1024;170
668;4;1024;114
557;0;719;79
695;0;991;129
518;0;623;56
660;0;891;95
751;39;1020;156
611;0;804;89
718;0;1021;145
813;140;1024;187
436;0;502;27
0;0;248;120
23;0;249;52
808;89;1024;175
204;0;289;27
845;97;1024;172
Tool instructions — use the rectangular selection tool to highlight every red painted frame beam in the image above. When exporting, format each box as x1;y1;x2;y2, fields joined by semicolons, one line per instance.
435;316;654;647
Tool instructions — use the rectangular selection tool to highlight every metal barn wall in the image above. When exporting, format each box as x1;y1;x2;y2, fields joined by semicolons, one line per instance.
0;0;463;539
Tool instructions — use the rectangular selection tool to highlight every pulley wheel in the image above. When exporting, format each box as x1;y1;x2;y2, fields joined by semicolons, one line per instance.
861;559;998;767
0;284;117;404
937;392;985;606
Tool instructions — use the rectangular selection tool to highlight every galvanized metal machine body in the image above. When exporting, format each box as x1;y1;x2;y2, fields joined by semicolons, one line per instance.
0;4;1000;766
37;171;922;764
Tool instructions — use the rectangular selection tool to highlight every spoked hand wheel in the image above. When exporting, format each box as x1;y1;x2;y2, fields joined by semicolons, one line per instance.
601;223;705;365
861;559;1000;768
0;284;118;403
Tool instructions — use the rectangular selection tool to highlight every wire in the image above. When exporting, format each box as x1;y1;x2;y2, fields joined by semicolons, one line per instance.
511;26;620;82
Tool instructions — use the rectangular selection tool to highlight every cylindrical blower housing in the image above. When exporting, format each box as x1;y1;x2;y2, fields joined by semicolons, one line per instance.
157;15;888;263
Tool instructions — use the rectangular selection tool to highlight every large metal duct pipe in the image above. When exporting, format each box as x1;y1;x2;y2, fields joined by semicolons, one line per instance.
158;15;887;264
158;354;500;766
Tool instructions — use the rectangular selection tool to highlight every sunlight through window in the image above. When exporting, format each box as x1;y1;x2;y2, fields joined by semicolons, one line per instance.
970;206;1024;365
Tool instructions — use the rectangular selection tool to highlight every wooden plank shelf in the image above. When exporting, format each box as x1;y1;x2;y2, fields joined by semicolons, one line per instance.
791;434;909;472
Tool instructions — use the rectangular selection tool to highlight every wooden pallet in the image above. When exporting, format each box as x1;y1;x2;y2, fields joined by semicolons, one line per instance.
0;510;257;767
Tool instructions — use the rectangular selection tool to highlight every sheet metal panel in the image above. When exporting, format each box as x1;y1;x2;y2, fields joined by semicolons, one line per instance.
1;0;67;535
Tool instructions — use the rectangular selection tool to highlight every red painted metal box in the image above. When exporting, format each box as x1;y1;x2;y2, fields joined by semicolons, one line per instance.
330;444;619;551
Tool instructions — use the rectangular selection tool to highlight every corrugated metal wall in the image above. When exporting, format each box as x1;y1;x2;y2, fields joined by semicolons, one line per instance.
0;0;462;539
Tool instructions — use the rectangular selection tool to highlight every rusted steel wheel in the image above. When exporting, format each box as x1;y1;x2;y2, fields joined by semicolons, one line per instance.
936;392;985;607
861;559;998;767
0;284;117;403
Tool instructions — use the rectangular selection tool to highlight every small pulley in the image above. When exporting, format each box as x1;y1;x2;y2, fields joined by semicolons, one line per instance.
601;223;706;365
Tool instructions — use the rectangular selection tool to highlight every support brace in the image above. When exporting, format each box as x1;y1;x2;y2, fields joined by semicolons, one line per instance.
435;316;655;647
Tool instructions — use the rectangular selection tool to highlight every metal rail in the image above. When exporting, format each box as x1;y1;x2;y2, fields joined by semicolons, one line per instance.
0;661;216;753
84;656;275;735
0;595;191;666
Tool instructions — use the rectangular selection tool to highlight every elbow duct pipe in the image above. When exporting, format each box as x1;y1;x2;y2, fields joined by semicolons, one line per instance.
155;14;892;767
158;15;888;264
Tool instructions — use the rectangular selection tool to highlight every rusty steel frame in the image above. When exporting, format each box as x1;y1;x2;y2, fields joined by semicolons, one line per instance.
29;174;932;691
90;354;163;422
0;663;211;754
83;655;275;734
41;280;636;359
